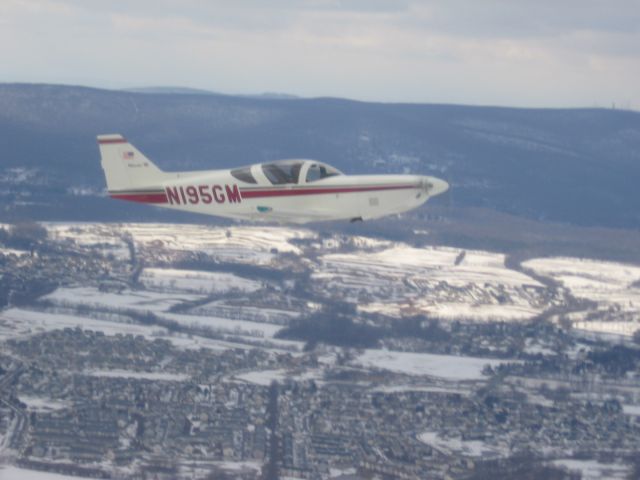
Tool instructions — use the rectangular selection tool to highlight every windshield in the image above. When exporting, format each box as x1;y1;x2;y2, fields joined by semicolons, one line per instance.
305;162;342;183
230;166;257;184
262;161;304;185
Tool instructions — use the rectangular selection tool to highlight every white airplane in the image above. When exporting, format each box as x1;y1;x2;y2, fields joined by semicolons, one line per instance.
98;134;448;224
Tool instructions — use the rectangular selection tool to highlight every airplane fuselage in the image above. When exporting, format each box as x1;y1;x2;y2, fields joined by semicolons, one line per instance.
99;135;448;224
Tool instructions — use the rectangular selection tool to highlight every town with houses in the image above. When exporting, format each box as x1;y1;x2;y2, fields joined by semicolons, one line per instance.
0;222;639;479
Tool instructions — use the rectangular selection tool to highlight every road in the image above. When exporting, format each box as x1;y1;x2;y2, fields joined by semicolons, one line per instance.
0;366;26;454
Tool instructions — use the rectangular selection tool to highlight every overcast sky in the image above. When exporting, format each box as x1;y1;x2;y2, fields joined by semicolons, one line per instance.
1;0;639;108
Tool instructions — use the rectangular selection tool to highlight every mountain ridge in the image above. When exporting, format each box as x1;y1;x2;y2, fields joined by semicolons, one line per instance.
0;83;638;229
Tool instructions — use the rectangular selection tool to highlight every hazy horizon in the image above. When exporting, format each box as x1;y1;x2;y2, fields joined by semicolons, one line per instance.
3;81;639;112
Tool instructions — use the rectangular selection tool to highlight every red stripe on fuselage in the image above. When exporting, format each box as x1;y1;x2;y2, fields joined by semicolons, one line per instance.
240;184;416;199
110;192;168;204
109;184;415;205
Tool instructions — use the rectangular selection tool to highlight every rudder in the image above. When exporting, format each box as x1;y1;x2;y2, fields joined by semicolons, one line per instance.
97;134;169;203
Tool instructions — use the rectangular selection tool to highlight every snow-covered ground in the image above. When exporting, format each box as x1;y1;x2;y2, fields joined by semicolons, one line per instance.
163;312;284;339
328;467;357;478
0;307;159;339
42;287;286;339
315;245;549;321
211;460;261;472
191;301;300;324
234;369;322;386
0;247;29;257
371;384;470;395
0;466;96;480
352;349;510;381
40;282;288;342
418;431;506;458
47;223;130;260
40;223;640;335
313;235;392;252
523;338;556;356
140;268;262;294
43;287;203;314
121;223;314;265
176;460;262;480
27;286;298;349
83;369;189;382
524;257;640;336
46;222;316;265
18;395;69;412
622;404;640;416
551;459;630;480
0;308;249;352
569;319;640;337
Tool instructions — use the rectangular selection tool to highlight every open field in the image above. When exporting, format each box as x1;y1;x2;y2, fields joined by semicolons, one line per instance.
352;349;511;381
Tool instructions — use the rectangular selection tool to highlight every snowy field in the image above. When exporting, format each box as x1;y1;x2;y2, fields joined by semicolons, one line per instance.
42;287;287;339
418;431;506;458
41;223;640;335
83;369;189;382
234;369;322;386
191;301;300;325
163;312;285;339
179;460;262;479
43;287;203;314
551;459;630;480
43;284;291;341
47;223;130;260
0;308;165;341
38;285;300;350
121;223;314;265
622;404;640;416
0;247;28;257
0;308;256;352
0;276;306;352
524;257;640;336
371;384;471;395
315;245;549;321
352;349;510;381
46;222;316;265
18;396;69;412
140;268;262;294
0;466;96;480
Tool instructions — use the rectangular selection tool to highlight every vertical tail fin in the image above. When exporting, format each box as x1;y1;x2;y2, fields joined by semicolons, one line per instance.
97;134;169;203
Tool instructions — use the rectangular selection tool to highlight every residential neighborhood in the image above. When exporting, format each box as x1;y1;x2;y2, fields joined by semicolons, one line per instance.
1;222;639;479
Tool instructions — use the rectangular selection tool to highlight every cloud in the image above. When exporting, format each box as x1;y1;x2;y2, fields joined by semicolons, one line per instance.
403;1;640;37
0;0;638;108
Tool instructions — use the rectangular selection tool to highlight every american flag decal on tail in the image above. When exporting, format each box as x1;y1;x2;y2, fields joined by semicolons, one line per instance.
122;151;134;160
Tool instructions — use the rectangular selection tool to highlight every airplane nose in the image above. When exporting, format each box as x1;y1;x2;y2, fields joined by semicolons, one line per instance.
421;176;449;197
